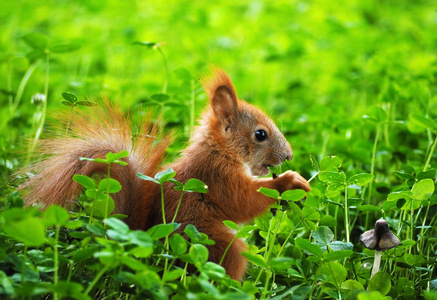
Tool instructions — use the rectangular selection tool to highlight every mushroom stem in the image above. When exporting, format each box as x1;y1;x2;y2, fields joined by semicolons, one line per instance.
370;250;382;279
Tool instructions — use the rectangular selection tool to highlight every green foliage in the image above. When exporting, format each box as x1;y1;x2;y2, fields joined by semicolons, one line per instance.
1;0;437;299
368;272;392;296
61;91;96;107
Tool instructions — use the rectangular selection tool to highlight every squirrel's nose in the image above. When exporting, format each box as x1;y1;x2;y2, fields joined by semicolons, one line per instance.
284;144;293;161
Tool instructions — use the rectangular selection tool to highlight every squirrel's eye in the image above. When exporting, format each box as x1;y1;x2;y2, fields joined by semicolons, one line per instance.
255;129;268;141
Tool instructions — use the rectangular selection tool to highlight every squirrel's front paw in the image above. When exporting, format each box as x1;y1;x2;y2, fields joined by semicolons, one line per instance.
279;171;311;192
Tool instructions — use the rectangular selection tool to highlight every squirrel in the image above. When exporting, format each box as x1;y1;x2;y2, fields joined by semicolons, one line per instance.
23;69;311;280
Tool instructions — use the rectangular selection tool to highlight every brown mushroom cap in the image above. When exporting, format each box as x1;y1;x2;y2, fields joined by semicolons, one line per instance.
360;219;401;251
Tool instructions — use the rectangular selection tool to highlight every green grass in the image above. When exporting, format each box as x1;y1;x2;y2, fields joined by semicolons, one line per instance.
1;0;436;299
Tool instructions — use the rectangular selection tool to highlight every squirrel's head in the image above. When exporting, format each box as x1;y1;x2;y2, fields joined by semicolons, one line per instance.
202;69;293;176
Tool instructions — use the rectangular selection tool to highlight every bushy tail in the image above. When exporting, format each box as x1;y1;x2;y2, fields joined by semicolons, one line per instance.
21;101;169;216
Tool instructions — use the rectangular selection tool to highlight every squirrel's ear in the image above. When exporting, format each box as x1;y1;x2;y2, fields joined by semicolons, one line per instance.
211;85;238;124
203;69;239;126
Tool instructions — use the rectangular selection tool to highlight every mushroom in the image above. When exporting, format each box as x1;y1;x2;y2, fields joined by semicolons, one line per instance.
360;219;401;278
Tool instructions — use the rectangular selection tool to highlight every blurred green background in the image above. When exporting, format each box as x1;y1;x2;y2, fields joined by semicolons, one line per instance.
1;0;436;179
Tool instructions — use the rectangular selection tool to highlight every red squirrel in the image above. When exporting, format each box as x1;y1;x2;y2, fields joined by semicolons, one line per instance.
23;69;311;280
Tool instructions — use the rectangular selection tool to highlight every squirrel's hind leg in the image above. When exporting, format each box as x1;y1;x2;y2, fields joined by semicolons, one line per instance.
207;232;247;280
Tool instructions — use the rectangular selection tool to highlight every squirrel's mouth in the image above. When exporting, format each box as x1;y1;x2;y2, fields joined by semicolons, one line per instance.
248;162;275;177
256;164;272;176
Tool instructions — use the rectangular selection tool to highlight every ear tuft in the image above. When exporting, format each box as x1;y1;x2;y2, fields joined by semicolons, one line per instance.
201;68;237;101
202;68;238;124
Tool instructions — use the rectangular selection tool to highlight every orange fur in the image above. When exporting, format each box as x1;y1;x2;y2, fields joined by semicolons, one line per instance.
22;102;169;216
23;69;310;280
